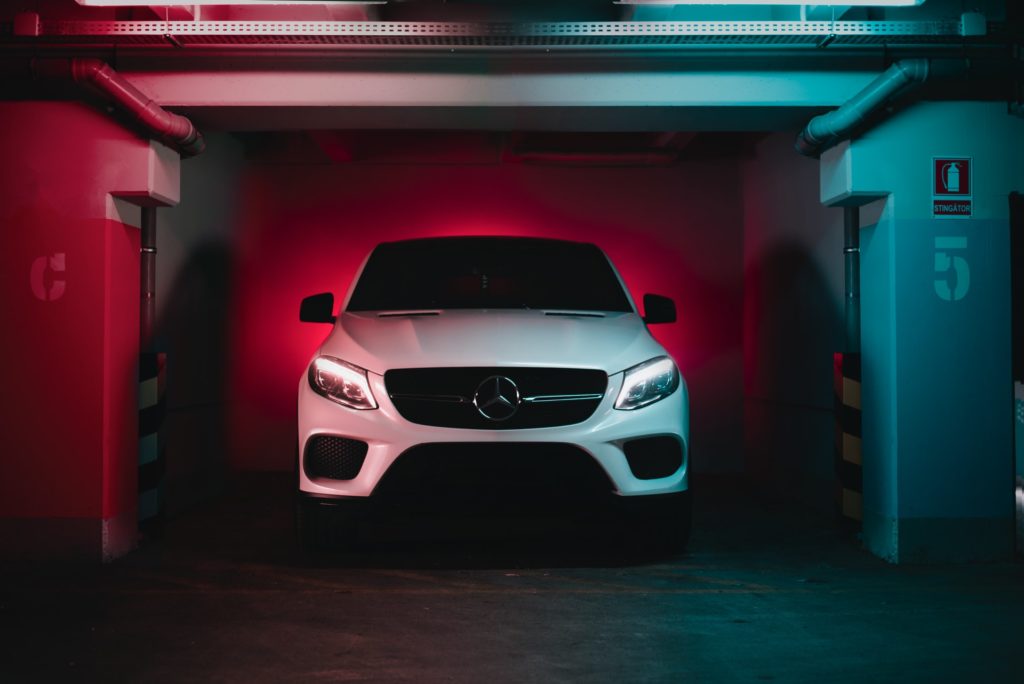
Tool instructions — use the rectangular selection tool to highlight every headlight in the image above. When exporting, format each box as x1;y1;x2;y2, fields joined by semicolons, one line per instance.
615;356;679;410
308;356;378;410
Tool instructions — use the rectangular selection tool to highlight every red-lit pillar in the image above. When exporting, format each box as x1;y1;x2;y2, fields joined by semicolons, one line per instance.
0;101;180;561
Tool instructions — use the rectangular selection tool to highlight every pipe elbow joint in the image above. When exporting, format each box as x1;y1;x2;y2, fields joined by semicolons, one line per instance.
794;58;968;158
794;131;824;158
31;57;205;158
893;58;931;83
143;103;205;156
70;58;105;83
169;128;206;157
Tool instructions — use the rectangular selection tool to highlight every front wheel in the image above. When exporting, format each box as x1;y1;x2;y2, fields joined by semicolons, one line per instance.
296;497;360;551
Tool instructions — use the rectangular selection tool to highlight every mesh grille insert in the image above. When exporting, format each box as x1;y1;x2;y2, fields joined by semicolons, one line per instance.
305;435;368;481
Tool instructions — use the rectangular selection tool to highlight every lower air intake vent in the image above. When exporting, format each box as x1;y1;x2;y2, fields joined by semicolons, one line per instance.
305;436;368;480
372;443;614;510
623;436;683;480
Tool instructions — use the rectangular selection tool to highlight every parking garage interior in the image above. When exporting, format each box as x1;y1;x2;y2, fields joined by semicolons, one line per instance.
1;0;1023;681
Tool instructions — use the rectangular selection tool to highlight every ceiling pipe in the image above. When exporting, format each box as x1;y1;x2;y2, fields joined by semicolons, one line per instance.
795;58;968;158
505;149;679;166
502;132;683;166
31;58;205;157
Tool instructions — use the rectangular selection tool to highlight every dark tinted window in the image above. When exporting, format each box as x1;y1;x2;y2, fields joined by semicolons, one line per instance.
347;238;632;312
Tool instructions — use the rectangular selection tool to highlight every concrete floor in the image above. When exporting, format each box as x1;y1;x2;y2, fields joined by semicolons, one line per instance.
2;474;1022;683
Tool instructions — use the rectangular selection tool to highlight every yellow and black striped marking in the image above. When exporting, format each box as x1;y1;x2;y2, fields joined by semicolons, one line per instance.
834;352;862;522
139;352;167;534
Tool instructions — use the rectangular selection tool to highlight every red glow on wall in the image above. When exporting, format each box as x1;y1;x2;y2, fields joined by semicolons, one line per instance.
226;162;743;470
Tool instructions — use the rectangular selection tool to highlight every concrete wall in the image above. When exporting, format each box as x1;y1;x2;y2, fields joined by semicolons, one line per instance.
741;133;844;511
157;133;245;514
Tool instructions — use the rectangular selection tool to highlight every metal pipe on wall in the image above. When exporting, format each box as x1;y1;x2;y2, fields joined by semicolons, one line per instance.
29;58;205;157
140;207;157;351
844;206;861;354
504;150;679;166
138;206;166;538
795;58;968;158
836;205;863;525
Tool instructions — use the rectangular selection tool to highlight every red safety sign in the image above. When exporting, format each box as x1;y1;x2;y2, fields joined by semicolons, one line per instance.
932;157;972;219
933;158;971;196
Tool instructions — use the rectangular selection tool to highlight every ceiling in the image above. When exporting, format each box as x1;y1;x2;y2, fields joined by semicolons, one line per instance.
0;1;1018;136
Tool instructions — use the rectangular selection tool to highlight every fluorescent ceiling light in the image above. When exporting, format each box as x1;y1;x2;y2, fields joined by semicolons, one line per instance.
76;1;385;6
615;1;924;5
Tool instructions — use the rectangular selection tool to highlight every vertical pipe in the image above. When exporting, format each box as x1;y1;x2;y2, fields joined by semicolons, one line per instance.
138;206;165;537
843;206;861;354
140;207;157;351
837;205;864;526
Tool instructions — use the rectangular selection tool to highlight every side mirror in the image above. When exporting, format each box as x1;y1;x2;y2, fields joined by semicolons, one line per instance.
300;292;335;323
642;293;676;324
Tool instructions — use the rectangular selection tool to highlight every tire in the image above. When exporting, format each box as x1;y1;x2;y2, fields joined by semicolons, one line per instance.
620;489;691;554
294;444;361;551
296;497;360;551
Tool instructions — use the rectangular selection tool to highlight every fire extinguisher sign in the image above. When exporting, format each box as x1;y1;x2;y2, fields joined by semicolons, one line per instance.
932;157;972;219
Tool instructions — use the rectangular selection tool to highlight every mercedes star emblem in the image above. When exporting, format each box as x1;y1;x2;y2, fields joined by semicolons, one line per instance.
473;375;521;421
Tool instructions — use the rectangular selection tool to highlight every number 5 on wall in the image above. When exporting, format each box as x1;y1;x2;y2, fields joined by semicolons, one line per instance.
934;237;970;302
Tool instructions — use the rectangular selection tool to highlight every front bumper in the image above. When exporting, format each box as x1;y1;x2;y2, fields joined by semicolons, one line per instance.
297;369;689;499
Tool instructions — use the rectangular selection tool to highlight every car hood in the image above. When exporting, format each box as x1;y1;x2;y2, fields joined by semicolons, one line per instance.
318;310;666;376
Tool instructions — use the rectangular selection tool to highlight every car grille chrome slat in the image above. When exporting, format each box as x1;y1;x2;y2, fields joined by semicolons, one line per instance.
522;393;605;403
385;367;607;430
389;393;470;404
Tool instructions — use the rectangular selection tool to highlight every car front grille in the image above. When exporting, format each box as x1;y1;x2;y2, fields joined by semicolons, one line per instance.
384;367;608;429
304;435;368;480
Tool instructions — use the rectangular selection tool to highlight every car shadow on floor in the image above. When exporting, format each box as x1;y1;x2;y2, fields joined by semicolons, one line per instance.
140;471;855;573
147;471;707;571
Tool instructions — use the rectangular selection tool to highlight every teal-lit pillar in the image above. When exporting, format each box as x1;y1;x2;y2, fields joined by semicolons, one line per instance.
819;102;1024;563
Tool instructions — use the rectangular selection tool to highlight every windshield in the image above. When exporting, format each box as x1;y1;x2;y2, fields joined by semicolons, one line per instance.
346;237;633;313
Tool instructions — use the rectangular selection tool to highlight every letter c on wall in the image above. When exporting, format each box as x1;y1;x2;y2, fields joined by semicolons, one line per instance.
30;253;66;302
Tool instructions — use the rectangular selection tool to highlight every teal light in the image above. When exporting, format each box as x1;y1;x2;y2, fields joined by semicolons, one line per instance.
616;1;925;6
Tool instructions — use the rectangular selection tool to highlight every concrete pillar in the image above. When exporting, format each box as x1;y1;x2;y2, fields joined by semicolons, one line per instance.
820;101;1024;562
0;101;180;561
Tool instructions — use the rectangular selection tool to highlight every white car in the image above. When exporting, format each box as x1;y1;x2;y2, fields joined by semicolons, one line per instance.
296;236;690;550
